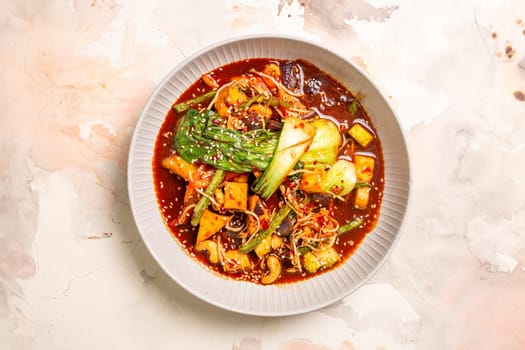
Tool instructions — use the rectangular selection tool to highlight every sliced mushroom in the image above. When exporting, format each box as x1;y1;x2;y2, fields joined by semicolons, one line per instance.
281;62;304;95
261;255;282;285
252;198;266;216
266;119;283;131
276;215;295;237
243;112;264;130
310;193;333;208
243;104;272;130
225;212;247;234
223;249;253;273
305;77;322;95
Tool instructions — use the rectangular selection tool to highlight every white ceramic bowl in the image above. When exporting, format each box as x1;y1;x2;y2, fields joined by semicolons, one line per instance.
128;34;410;316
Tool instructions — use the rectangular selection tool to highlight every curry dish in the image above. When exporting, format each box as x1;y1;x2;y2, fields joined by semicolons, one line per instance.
153;58;384;285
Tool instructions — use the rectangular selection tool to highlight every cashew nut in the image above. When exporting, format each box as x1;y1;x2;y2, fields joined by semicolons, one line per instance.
161;154;199;183
261;255;282;285
195;240;219;265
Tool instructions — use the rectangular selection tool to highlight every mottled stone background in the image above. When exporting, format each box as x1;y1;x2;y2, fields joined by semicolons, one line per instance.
1;0;524;349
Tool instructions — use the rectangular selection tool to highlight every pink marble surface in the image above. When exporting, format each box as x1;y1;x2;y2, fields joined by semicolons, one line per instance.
1;0;524;349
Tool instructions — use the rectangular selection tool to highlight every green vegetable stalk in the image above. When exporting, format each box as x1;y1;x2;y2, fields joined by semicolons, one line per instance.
347;99;360;117
191;169;226;226
173;109;279;173
323;159;357;196
337;217;364;235
251;117;316;199
172;91;217;113
303;247;340;273
299;118;341;168
240;203;292;254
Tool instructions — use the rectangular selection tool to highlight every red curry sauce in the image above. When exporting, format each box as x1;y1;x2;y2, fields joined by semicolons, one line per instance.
153;58;384;284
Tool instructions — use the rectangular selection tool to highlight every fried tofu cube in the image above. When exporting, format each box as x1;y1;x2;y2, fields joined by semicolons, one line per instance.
235;173;249;183
354;186;371;209
247;194;259;212
223;182;248;210
196;209;230;243
300;167;327;193
225;172;249;183
354;155;375;183
223;250;253;272
348;123;374;147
